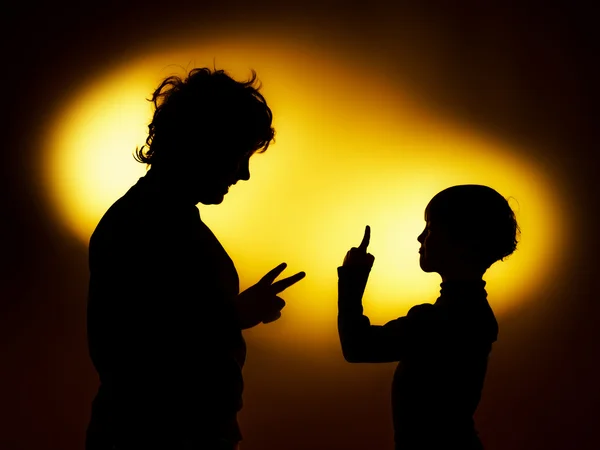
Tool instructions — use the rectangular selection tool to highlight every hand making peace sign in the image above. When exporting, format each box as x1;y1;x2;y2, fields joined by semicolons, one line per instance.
235;263;306;329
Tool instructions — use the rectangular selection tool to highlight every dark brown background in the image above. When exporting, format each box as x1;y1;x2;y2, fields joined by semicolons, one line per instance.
1;1;597;449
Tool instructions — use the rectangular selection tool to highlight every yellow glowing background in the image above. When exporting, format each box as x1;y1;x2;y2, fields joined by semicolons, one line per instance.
43;37;566;345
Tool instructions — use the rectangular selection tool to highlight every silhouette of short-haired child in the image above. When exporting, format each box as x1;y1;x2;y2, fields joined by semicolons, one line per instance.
338;184;519;450
85;68;305;450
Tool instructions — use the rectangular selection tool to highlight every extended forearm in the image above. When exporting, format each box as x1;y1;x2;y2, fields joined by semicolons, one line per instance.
337;266;406;363
337;265;375;362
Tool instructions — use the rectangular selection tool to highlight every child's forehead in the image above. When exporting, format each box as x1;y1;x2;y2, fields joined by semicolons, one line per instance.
424;198;463;223
424;199;443;219
424;202;433;221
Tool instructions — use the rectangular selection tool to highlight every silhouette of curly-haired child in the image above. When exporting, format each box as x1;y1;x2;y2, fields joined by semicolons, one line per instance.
338;184;520;450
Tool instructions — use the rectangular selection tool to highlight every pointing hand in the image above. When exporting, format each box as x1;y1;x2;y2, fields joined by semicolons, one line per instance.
342;225;375;267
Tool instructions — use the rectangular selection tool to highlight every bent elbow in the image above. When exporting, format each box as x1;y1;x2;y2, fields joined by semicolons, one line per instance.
343;354;362;363
341;345;367;363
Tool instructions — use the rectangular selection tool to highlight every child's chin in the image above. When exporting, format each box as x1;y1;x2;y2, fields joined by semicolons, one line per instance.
419;262;435;273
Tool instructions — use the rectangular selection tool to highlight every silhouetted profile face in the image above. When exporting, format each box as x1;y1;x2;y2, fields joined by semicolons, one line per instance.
416;184;520;278
417;220;459;274
189;146;254;205
135;68;275;205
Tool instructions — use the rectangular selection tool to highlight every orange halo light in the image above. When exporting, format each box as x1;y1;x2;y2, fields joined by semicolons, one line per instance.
43;37;566;343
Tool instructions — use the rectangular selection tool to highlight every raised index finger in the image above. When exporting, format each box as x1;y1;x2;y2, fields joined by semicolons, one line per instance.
358;225;370;252
271;271;306;294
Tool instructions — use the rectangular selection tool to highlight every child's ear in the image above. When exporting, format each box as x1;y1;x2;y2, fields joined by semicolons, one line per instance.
454;239;478;259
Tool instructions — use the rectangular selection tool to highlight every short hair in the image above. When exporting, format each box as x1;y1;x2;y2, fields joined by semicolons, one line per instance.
134;67;275;167
425;184;520;269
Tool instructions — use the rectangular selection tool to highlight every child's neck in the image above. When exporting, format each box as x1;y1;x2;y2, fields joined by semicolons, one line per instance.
440;269;485;283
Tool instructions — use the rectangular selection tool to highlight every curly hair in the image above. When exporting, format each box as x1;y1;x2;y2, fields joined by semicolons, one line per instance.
134;67;275;166
425;184;521;269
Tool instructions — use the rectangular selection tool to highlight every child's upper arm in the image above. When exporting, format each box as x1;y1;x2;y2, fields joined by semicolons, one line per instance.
378;303;435;358
339;303;434;363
